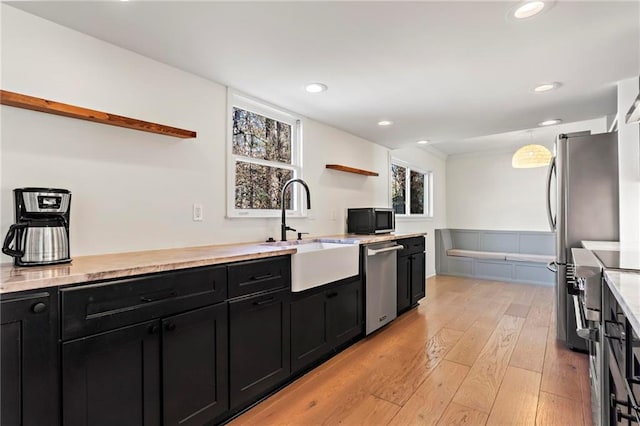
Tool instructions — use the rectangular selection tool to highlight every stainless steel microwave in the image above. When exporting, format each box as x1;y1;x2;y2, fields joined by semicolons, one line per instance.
347;208;395;234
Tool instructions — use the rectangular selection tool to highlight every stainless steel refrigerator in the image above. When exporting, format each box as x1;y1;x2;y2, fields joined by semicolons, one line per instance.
546;131;619;350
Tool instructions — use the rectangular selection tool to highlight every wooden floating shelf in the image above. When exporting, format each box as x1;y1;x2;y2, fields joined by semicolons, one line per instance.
325;164;379;176
0;90;197;139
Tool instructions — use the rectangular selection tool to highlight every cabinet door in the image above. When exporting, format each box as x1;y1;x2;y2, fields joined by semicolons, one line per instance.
62;321;161;426
396;254;411;313
327;278;363;348
1;291;58;426
229;289;290;409
162;303;228;426
291;291;330;373
410;252;426;305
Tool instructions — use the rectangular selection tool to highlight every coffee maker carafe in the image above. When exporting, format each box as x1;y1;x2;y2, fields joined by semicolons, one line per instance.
3;188;71;266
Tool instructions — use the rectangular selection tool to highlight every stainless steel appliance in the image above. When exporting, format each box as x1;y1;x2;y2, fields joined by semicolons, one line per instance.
364;241;403;334
2;188;71;266
347;208;395;235
546;132;619;350
571;248;604;425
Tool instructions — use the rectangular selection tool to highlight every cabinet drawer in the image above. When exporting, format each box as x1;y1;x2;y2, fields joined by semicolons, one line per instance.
61;265;227;340
228;256;291;299
397;237;425;256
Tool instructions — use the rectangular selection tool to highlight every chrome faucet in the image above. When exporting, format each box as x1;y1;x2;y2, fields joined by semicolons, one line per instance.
281;178;311;241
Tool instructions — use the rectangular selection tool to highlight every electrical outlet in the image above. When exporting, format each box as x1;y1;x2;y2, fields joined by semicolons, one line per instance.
192;203;203;221
330;209;337;221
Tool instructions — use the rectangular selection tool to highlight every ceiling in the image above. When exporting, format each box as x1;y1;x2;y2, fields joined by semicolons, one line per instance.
7;1;640;152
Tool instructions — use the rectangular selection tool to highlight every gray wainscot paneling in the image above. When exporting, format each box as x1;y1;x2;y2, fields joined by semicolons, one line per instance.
435;229;555;285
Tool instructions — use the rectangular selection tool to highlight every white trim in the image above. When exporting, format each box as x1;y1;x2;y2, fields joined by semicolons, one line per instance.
389;156;434;219
226;88;305;218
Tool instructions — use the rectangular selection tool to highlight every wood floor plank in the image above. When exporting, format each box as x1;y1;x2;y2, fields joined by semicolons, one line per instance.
525;303;553;327
437;402;489;425
389;360;469;426
445;322;494;366
327;394;400;426
505;302;531;318
535;391;583;425
540;330;586;401
486;366;541;426
446;307;482;331
371;327;464;405
452;314;525;413
510;324;548;372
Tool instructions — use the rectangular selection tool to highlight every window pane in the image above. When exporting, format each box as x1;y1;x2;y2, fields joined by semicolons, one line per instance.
391;164;406;215
410;170;425;215
235;162;293;210
232;107;292;163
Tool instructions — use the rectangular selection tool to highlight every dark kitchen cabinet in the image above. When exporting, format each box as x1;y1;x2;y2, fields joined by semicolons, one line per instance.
1;290;58;426
62;320;161;426
291;277;363;374
62;303;229;426
229;288;291;409
60;265;230;426
162;303;228;426
326;278;363;346
290;290;330;373
397;237;426;314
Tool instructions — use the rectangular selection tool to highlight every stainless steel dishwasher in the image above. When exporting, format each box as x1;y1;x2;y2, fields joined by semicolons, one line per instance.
364;241;403;335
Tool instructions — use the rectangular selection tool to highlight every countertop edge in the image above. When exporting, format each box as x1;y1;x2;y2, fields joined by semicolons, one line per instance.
604;270;640;333
1;232;426;294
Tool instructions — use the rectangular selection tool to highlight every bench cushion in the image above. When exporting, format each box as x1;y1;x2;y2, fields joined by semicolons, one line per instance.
505;253;555;263
447;249;507;261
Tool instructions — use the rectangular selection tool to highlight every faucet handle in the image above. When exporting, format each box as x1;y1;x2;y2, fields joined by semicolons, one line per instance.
297;232;310;241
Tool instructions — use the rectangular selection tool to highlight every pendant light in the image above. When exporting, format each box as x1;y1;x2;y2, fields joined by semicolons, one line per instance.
512;144;552;168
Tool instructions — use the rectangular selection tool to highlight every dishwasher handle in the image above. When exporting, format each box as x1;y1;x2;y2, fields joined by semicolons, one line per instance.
367;245;403;256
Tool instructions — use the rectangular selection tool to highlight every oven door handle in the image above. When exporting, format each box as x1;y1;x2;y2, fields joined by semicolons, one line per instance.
572;295;599;341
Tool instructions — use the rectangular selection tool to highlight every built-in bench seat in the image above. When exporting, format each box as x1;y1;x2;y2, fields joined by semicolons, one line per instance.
436;229;555;285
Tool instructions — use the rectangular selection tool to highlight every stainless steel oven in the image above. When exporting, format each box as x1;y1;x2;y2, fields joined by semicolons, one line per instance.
571;248;605;425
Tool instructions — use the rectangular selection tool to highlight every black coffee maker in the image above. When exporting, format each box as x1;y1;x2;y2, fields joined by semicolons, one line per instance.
2;188;72;266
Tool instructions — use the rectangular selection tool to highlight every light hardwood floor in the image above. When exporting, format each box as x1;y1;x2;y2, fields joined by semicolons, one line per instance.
231;275;591;425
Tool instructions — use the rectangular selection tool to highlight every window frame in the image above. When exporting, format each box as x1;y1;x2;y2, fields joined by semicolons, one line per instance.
389;157;433;219
226;89;304;218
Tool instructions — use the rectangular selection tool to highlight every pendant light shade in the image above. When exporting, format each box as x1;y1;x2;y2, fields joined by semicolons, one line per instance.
512;144;552;168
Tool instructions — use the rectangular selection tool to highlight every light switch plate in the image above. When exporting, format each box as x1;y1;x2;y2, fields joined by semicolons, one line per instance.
193;203;204;221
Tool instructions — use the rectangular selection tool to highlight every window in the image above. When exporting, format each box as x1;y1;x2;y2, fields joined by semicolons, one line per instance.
390;159;433;217
227;91;303;217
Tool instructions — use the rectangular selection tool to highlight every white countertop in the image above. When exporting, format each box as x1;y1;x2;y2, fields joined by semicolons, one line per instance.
604;270;640;333
581;240;620;251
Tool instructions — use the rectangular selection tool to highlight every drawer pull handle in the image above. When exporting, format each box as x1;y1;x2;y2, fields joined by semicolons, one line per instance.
165;322;176;332
326;292;338;299
253;297;276;306
251;273;273;281
140;290;177;303
148;324;159;334
31;302;47;314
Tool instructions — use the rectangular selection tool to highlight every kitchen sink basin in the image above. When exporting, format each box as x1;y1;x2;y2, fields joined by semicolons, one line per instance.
290;242;359;292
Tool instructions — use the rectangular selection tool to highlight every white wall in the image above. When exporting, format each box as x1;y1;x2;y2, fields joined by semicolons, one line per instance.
617;77;640;248
446;150;550;231
446;119;608;231
0;5;443;274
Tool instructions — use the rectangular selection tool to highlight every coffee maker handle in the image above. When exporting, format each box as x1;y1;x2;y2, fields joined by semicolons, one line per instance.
2;223;27;258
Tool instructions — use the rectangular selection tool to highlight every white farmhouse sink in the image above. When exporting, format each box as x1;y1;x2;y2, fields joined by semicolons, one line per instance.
291;242;359;292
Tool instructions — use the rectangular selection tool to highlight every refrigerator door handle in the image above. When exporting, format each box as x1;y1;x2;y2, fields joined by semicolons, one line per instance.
546;156;556;231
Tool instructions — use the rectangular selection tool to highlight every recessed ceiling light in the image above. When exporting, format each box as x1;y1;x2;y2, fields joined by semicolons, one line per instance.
538;119;562;126
533;82;561;92
304;83;327;93
378;120;394;126
417;140;429;145
513;1;546;19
